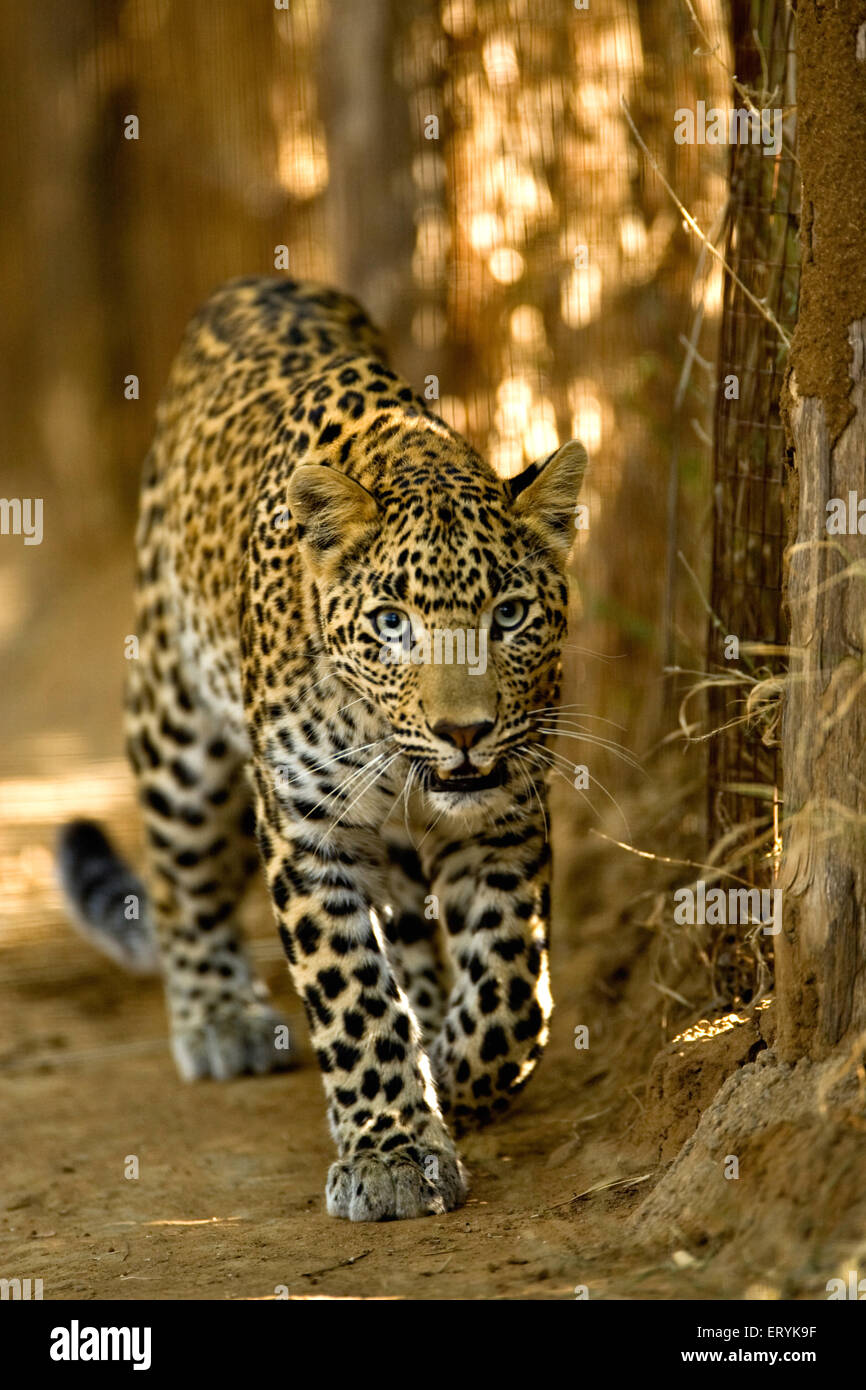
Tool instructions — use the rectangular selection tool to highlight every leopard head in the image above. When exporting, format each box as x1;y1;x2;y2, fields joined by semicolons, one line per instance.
287;425;586;820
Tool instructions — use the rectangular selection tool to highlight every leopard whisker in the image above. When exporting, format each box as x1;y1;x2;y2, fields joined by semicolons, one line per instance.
416;798;451;852
522;743;598;819
557;643;627;664
523;743;586;800
280;738;392;784
314;751;404;849
536;719;642;765
334;750;403;821
533;723;643;773
513;751;549;842
298;750;393;825
526;742;631;837
529;703;628;731
399;760;419;847
335;695;371;715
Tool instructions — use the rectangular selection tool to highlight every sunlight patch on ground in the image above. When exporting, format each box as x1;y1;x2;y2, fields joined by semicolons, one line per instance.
0;754;134;948
0;757;132;827
671;997;772;1046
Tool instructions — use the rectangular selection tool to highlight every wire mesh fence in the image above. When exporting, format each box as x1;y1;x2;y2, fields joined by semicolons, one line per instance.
706;0;799;1003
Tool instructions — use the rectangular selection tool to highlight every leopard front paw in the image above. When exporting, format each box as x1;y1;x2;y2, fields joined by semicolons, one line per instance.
325;1146;467;1222
171;1002;294;1081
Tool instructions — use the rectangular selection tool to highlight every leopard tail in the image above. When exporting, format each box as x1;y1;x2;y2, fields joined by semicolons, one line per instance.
56;819;159;975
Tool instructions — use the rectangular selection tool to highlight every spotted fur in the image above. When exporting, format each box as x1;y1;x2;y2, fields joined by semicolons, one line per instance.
58;276;587;1222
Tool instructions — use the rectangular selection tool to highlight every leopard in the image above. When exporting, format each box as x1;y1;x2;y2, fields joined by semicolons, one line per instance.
57;275;587;1223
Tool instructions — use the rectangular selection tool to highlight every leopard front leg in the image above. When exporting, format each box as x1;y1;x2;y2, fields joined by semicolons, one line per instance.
252;767;466;1222
426;810;553;1132
381;828;449;1044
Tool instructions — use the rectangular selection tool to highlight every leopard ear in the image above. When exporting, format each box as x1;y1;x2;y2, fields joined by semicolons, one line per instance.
507;439;587;553
287;464;379;560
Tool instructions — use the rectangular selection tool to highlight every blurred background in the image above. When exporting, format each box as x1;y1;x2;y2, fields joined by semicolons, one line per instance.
0;0;735;733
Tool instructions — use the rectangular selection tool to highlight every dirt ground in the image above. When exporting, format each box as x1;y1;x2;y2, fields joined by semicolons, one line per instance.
1;558;863;1301
0;972;650;1303
0;765;662;1303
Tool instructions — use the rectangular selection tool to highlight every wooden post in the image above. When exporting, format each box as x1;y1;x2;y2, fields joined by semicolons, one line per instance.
319;0;414;355
777;1;866;1059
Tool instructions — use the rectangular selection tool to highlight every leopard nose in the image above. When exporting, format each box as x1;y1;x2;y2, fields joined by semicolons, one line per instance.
432;718;494;751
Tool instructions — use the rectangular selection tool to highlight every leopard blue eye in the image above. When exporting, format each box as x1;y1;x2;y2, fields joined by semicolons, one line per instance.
374;607;412;641
492;598;528;631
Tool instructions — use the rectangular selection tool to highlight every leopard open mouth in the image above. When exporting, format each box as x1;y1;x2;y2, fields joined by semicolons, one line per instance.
427;761;506;794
